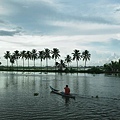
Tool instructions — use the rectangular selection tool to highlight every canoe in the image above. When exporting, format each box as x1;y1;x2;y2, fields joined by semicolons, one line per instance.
50;86;75;99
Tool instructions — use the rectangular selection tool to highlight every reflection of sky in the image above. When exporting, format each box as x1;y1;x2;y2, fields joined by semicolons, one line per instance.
0;0;120;66
1;72;120;98
0;72;120;119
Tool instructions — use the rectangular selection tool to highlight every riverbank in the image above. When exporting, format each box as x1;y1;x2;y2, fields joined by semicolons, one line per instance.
0;65;104;74
0;65;120;74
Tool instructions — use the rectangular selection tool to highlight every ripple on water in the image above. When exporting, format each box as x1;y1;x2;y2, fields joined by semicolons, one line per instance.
0;73;120;120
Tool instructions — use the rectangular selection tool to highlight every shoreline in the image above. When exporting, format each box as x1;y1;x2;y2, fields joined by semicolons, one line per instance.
0;66;120;74
0;68;120;74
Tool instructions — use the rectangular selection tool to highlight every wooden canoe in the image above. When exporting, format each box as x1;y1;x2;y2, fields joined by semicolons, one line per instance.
50;86;75;99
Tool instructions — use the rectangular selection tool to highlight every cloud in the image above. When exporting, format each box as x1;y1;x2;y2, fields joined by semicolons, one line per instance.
1;0;120;36
115;8;120;12
0;29;21;36
0;19;6;24
0;26;24;36
0;18;24;36
1;0;117;35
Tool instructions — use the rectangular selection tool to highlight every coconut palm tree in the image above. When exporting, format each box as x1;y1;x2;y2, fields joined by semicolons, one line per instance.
56;59;66;71
82;50;91;70
25;51;32;68
111;61;118;72
31;49;38;68
13;50;20;69
51;48;60;70
20;50;26;71
10;55;15;67
72;49;81;71
65;55;72;68
4;51;11;67
44;48;51;71
38;50;45;69
118;59;120;72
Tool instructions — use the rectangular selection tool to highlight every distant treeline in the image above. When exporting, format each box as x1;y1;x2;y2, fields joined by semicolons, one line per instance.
2;48;91;72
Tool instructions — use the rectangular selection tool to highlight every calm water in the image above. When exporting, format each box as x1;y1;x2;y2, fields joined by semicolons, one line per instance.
0;72;120;120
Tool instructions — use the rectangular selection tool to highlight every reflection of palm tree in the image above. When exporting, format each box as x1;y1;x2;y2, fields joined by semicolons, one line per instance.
44;48;51;71
4;51;11;67
65;55;72;68
25;51;31;68
51;48;60;70
38;50;44;69
31;49;37;68
20;50;26;71
56;59;66;71
72;49;81;71
82;50;91;70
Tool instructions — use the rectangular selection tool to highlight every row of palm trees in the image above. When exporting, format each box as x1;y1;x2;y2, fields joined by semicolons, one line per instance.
3;48;91;71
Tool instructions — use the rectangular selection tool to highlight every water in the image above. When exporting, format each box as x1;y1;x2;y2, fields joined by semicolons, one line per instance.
0;72;120;120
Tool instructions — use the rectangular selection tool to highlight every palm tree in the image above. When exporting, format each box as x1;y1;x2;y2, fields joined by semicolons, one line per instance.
51;48;60;70
82;50;91;70
56;59;66;71
25;51;31;68
44;48;51;71
10;55;15;67
118;59;120;72
38;50;45;69
20;50;26;71
72;49;81;71
31;49;38;68
65;55;72;68
111;61;117;72
4;51;11;67
13;50;20;69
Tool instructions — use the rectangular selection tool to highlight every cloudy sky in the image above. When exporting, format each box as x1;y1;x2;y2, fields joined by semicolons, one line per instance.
0;0;120;66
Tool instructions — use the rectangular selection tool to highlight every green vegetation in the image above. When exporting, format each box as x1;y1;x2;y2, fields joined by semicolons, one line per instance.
87;66;103;74
0;48;92;73
104;60;120;73
1;48;120;74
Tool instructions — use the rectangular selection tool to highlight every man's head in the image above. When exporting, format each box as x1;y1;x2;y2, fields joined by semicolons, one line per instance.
66;85;68;87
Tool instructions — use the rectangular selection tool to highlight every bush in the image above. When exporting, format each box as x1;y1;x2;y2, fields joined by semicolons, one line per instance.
87;67;103;74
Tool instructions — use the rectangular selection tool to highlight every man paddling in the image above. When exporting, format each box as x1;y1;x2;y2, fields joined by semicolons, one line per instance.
64;85;70;95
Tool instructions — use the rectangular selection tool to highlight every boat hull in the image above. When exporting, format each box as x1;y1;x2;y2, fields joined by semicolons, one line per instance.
50;86;75;99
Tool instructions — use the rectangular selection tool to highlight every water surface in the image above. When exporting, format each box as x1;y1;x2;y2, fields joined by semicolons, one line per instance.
0;72;120;120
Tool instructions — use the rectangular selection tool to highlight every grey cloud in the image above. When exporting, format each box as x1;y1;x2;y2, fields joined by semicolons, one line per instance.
0;30;18;36
115;8;120;13
0;27;23;36
1;0;120;36
0;20;6;24
115;8;120;11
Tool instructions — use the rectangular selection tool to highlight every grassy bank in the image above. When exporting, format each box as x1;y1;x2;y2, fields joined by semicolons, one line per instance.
0;66;105;74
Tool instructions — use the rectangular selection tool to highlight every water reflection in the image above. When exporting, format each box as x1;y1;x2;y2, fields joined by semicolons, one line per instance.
73;74;79;94
0;72;120;120
5;72;9;88
82;74;90;96
105;73;120;77
63;97;70;106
